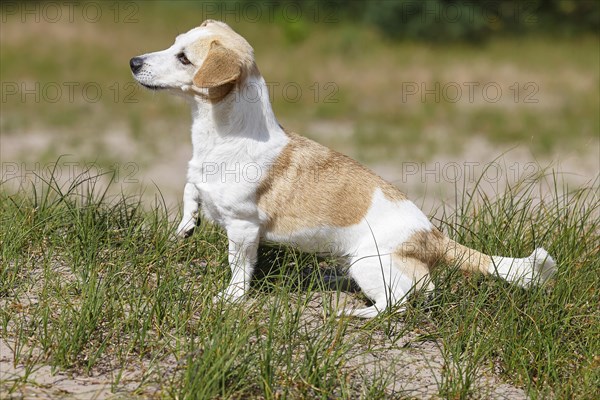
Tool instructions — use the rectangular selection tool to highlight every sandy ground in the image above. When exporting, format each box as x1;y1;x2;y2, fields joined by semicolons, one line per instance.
1;294;529;400
1;338;161;399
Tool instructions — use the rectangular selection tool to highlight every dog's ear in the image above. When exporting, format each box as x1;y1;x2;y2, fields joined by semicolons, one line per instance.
193;41;240;89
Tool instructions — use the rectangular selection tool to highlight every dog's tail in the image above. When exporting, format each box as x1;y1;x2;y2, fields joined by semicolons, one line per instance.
438;236;557;287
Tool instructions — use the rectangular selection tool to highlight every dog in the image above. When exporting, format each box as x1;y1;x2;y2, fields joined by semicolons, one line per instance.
130;20;557;318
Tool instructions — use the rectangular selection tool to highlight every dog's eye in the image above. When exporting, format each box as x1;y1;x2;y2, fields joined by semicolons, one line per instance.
177;52;191;65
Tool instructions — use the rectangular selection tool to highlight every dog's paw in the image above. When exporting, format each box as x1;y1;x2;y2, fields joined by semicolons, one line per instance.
508;247;557;288
176;220;196;239
528;247;557;286
213;286;246;305
336;306;383;319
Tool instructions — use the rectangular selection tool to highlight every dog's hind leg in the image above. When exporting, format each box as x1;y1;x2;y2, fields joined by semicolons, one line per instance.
338;253;423;318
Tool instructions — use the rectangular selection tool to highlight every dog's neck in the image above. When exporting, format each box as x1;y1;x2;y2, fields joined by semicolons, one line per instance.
187;75;285;158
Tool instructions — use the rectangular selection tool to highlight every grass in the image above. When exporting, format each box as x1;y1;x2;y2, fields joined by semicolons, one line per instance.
1;167;598;399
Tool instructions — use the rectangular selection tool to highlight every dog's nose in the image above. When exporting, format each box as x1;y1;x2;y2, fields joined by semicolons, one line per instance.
130;57;144;74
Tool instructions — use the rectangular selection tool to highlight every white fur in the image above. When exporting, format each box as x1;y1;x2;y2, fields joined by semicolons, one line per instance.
490;248;557;287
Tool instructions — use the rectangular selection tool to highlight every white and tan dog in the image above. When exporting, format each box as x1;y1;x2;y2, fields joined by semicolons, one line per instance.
130;20;556;318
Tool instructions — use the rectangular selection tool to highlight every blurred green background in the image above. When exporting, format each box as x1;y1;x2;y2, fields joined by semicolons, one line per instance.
1;0;598;209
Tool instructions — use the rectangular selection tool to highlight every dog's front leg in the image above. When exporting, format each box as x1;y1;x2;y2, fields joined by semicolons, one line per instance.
176;182;201;238
218;220;260;302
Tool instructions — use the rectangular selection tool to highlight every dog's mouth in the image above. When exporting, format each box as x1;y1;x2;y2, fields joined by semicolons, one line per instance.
139;82;167;91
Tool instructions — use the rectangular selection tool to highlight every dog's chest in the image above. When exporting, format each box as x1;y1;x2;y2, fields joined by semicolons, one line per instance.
198;185;257;227
188;161;259;227
186;135;286;228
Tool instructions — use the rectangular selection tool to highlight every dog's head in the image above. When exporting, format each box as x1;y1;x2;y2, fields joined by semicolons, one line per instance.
130;20;256;100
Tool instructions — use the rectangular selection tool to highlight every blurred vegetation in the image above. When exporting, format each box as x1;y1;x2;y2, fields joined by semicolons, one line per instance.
1;0;598;201
207;0;600;43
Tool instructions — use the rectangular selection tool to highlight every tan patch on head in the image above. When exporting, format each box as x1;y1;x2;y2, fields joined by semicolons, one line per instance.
193;42;241;88
190;21;259;101
257;131;406;235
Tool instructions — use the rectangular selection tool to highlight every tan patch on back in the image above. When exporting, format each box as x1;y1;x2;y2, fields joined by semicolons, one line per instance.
257;131;407;235
381;181;407;202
